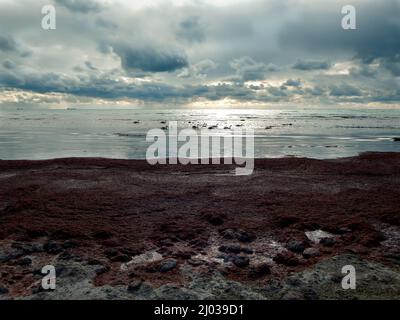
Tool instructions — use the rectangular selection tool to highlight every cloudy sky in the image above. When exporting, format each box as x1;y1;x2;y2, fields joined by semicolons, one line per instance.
0;0;400;108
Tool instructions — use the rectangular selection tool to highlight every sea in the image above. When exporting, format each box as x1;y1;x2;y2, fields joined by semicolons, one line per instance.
0;107;399;160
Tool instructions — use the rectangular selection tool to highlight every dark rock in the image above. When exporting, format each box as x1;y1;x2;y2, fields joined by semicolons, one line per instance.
241;247;254;254
217;254;235;263
232;256;250;268
393;137;400;142
320;237;335;247
237;231;256;243
286;240;307;253
0;286;9;295
159;259;178;272
219;244;241;254
220;229;256;243
302;248;320;258
43;241;63;254
273;252;299;266
220;229;237;239
127;280;143;292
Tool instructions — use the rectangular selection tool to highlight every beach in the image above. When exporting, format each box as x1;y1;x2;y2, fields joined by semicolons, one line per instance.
1;152;399;299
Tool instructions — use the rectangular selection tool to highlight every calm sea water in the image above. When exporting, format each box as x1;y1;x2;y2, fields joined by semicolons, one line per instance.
0;107;399;160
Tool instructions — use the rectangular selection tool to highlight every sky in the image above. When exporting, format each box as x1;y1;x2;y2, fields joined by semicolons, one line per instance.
0;0;400;108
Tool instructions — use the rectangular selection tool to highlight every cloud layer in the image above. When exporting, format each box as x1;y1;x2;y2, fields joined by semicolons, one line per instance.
0;0;399;107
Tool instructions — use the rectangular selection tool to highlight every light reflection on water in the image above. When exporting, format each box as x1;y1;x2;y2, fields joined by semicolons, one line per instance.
0;107;399;160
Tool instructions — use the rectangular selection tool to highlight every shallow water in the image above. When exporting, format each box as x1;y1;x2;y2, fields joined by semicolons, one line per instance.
0;107;399;160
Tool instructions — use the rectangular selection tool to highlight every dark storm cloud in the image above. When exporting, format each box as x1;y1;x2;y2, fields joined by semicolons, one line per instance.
112;44;188;73
0;35;31;58
0;0;400;106
283;79;301;87
55;0;102;14
0;65;290;104
329;83;362;97
280;0;400;75
293;59;331;71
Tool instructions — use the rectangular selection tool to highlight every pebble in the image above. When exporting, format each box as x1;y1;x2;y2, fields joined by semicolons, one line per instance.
219;245;241;254
0;286;9;295
232;256;250;268
302;248;320;258
286;240;307;253
159;259;178;272
219;229;256;242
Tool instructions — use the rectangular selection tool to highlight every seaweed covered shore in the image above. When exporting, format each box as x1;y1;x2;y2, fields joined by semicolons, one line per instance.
0;152;400;299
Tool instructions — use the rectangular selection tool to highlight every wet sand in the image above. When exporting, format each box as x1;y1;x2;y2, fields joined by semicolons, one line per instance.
0;152;400;299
